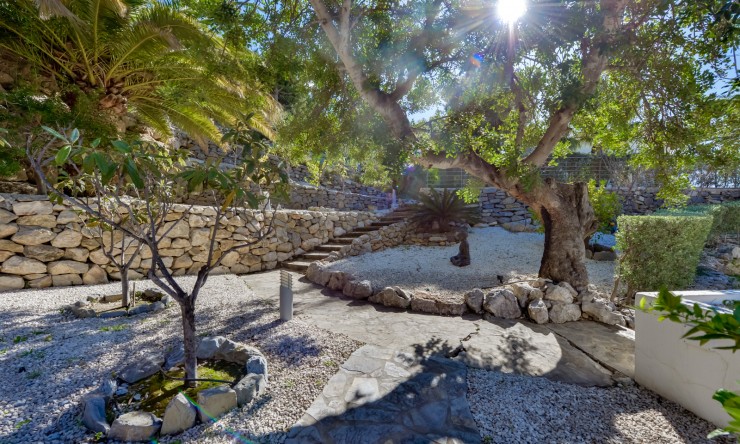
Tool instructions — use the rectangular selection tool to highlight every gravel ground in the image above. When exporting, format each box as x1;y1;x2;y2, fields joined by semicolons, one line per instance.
467;368;732;444
327;227;617;295
0;274;361;444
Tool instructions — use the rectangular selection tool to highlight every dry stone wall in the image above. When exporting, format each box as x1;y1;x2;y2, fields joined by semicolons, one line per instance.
0;193;377;291
478;187;740;225
287;182;389;211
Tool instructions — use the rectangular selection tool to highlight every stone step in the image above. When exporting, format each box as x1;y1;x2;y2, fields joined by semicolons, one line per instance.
341;232;364;238
334;237;357;244
317;244;344;252
354;227;379;232
300;252;332;261
282;261;311;272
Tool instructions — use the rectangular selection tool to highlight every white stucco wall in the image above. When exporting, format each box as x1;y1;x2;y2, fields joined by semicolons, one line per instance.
635;290;740;427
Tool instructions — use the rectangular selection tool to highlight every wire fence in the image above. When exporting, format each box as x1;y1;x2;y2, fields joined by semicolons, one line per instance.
424;154;740;189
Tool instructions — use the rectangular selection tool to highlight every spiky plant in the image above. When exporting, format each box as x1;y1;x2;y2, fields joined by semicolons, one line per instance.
0;0;277;144
410;188;480;233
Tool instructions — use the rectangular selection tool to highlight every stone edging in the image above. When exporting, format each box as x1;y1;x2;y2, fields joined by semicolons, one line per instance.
306;262;634;328
82;336;268;441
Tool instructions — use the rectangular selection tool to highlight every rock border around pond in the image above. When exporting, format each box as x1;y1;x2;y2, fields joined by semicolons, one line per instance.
307;262;634;328
64;290;173;319
81;336;269;441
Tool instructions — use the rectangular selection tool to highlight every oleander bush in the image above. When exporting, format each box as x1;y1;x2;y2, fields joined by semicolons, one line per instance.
616;214;713;291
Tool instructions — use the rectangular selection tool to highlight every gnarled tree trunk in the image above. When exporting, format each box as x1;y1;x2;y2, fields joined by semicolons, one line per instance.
529;180;597;290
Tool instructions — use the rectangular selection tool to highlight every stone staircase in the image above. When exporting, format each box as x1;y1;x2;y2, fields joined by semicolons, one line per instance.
282;207;415;273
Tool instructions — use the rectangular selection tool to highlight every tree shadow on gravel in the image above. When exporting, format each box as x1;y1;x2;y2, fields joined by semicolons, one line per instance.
270;337;481;444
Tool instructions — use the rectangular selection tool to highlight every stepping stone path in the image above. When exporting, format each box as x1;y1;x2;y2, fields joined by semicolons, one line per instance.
282;207;414;273
286;344;480;443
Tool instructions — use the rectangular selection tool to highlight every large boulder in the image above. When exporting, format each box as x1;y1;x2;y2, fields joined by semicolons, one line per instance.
549;303;582;324
197;386;237;423
108;411;161;441
342;279;373;299
483;289;521;319
306;262;331;286
246;355;269;381
368;287;411;308
527;298;549;324
214;339;250;365
510;282;543;307
464;289;485;314
160;393;197;436
83;265;109;285
326;271;348;291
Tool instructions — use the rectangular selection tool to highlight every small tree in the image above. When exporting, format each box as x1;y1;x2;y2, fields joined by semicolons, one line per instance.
28;122;287;385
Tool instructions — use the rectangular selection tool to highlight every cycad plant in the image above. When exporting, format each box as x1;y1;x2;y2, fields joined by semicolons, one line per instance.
410;188;480;233
0;0;277;144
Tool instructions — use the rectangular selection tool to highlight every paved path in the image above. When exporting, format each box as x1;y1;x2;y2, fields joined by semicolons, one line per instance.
244;270;637;442
245;270;634;386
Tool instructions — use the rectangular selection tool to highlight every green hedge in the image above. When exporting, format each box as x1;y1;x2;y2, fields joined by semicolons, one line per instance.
654;201;740;239
616;214;713;291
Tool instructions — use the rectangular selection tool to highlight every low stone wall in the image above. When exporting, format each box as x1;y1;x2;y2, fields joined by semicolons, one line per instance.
479;187;740;224
613;187;740;214
0;193;377;291
478;188;532;225
286;182;389;211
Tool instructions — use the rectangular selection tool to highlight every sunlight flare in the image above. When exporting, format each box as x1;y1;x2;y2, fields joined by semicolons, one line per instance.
496;0;527;24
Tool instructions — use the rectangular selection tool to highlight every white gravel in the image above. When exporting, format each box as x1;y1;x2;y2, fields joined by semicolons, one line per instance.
0;274;361;443
327;227;617;295
467;368;732;444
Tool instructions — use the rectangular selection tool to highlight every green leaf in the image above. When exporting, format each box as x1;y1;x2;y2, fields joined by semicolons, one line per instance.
91;138;101;148
54;145;71;166
41;126;66;141
69;129;79;144
111;140;132;154
125;159;144;189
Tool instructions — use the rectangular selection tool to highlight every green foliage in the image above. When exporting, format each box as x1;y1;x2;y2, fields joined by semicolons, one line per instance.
587;180;622;233
655;201;740;240
410;188;479;233
641;288;740;439
616;214;713;291
457;177;485;205
0;0;276;143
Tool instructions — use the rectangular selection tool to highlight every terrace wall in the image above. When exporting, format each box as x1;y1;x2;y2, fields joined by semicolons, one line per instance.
0;193;377;291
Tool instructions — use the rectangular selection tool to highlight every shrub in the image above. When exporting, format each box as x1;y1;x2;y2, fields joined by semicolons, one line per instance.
655;201;740;240
587;179;622;233
616;214;713;291
410;188;479;232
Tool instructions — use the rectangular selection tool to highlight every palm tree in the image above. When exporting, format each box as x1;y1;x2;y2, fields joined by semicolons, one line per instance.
0;0;277;144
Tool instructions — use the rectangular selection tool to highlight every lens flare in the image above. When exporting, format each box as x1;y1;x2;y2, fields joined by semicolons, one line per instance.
496;0;527;24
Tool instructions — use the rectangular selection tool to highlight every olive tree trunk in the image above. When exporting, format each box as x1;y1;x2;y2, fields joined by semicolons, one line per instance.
531;180;598;291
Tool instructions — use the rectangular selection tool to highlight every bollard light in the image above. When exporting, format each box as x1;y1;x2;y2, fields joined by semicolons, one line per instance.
279;270;293;321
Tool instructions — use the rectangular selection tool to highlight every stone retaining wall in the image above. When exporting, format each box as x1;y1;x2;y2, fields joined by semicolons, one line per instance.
0;193;377;291
478;187;740;224
286;182;389;211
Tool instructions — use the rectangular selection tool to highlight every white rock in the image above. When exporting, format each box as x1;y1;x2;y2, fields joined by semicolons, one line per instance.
527;298;549;324
197;386;237;423
545;285;575;304
549;303;582;324
160;393;197;436
47;260;89;275
581;298;626;326
11;226;56;246
464;288;485;314
108;411;161;441
342;279;373;299
483;289;521;319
